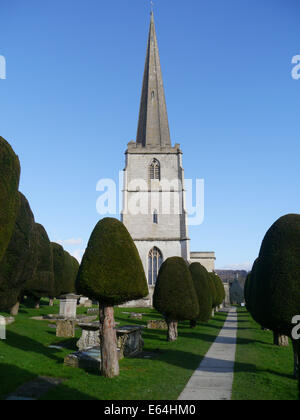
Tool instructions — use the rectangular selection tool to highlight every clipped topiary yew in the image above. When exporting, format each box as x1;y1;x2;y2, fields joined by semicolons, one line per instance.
208;273;217;316
0;192;37;314
76;218;148;377
51;242;65;299
252;214;300;377
0;137;21;263
51;245;79;303
23;223;54;309
214;273;225;309
62;250;79;295
189;263;212;328
153;257;199;342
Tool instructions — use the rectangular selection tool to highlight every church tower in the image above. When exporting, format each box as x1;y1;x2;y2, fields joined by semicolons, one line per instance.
122;12;190;306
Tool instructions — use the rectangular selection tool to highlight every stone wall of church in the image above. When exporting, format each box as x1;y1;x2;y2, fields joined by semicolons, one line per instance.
189;252;216;273
122;150;189;243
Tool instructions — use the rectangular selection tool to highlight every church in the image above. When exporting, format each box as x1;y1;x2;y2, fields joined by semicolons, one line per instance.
121;11;215;307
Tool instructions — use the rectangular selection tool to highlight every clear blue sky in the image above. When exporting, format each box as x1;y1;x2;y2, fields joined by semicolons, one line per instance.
0;0;299;270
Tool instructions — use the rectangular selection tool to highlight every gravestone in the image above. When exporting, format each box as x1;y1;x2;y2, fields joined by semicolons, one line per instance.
59;294;80;319
56;320;76;338
77;322;100;351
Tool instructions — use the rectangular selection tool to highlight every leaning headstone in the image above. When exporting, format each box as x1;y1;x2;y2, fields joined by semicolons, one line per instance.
59;294;80;319
147;320;168;330
56;320;76;338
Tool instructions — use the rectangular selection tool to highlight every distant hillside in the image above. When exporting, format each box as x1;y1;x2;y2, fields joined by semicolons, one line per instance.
215;270;248;288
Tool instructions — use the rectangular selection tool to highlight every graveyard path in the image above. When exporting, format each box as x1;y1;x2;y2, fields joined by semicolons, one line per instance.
178;307;238;401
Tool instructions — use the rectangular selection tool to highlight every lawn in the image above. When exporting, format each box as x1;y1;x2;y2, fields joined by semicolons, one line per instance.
0;300;226;400
232;307;299;400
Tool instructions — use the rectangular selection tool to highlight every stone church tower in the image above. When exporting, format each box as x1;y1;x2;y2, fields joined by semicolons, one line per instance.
121;12;190;306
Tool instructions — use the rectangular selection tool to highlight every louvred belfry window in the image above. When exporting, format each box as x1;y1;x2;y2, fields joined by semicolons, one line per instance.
149;159;160;181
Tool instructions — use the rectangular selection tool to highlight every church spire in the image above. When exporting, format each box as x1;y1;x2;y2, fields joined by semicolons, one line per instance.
136;11;171;148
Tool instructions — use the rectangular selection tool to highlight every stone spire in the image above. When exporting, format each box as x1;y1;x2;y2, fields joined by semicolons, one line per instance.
136;11;171;148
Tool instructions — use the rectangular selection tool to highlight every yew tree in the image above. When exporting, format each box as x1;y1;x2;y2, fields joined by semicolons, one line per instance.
208;273;218;316
0;137;21;263
251;215;300;376
0;193;37;315
189;263;212;328
76;218;148;378
51;244;79;302
153;257;199;342
23;223;54;309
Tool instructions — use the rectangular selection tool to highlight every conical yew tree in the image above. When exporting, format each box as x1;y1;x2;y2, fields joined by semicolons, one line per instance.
0;192;37;314
0;137;21;263
153;257;199;341
76;218;148;378
23;223;54;309
251;214;300;377
208;273;217;316
189;263;212;327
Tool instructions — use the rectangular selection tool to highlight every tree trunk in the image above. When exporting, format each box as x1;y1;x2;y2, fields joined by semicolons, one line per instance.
10;301;20;316
34;298;40;310
99;305;119;378
212;309;215;318
167;320;178;342
273;332;289;347
49;299;54;307
190;320;197;329
292;339;299;379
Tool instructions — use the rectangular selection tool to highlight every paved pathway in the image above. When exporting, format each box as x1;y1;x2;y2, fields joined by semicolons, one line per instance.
178;307;238;401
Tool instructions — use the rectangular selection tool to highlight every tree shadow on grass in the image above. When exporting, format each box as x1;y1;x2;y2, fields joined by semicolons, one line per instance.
4;330;62;363
0;364;96;401
138;348;296;384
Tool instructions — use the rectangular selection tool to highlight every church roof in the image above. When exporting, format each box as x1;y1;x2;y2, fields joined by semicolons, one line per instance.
136;11;172;148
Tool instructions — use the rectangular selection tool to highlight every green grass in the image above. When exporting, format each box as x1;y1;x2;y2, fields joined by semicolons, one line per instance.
0;300;226;400
232;307;299;400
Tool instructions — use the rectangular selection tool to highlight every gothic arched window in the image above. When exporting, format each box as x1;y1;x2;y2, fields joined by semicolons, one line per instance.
148;247;163;286
153;210;158;224
149;159;160;181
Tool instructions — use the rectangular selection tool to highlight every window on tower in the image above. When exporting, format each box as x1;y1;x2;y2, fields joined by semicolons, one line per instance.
148;247;163;286
153;210;158;224
149;159;160;181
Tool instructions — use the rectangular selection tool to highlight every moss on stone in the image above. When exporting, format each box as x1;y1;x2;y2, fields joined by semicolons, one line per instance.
76;218;148;306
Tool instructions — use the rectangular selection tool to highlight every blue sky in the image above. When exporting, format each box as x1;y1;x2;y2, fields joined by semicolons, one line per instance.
0;0;299;270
